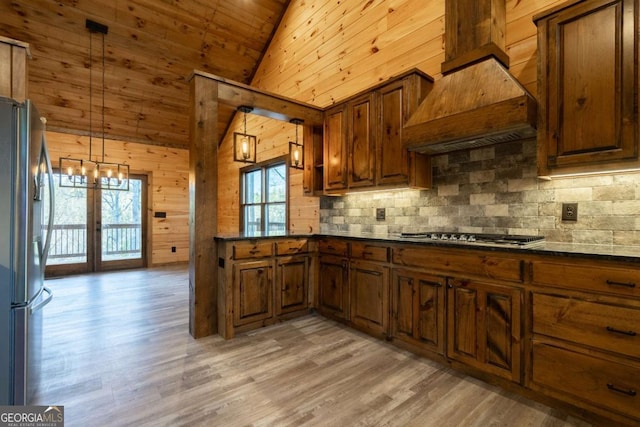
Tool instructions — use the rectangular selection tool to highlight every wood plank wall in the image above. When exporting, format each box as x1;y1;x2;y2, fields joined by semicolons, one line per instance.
46;131;189;265
218;116;318;234
217;0;566;234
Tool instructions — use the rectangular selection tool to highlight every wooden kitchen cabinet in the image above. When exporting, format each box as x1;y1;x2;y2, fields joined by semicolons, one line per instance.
535;0;640;176
217;237;311;339
321;70;433;194
323;104;348;192
347;92;376;188
377;77;431;188
302;124;324;196
233;260;273;327
391;268;445;355
0;36;30;102
275;255;309;316
350;259;389;336
528;255;640;425
447;277;522;383
318;254;349;321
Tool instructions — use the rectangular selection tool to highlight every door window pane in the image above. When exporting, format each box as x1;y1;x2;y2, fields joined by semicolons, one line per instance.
45;178;87;265
101;178;143;261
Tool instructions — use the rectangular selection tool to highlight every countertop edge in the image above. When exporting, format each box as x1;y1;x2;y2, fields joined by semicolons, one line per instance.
214;232;640;263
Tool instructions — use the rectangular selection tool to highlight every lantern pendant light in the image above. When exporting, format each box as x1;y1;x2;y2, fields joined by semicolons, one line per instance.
233;106;257;163
288;118;304;170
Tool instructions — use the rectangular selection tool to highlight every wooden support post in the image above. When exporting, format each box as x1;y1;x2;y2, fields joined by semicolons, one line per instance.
188;74;218;338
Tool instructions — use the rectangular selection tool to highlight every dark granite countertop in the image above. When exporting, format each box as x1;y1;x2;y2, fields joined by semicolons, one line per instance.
215;231;640;263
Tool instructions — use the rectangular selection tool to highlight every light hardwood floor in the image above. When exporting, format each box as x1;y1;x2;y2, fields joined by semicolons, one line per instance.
35;266;592;427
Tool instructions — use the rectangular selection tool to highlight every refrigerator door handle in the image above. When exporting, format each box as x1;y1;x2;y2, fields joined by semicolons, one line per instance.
41;131;55;266
30;287;52;315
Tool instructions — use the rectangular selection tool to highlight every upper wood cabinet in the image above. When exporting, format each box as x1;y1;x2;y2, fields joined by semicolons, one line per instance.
321;70;433;194
0;36;30;102
535;0;639;176
348;93;376;188
303;124;324;196
323;104;348;191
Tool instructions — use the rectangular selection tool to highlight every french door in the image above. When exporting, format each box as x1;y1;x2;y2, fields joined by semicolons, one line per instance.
44;173;148;277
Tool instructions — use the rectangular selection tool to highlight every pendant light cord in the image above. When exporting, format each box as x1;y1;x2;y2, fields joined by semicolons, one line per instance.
88;31;93;161
101;32;105;163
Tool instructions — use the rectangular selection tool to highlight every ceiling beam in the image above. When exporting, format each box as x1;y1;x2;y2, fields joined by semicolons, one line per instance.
189;70;324;126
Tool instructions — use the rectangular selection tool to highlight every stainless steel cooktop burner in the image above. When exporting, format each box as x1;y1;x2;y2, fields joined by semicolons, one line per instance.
399;232;545;246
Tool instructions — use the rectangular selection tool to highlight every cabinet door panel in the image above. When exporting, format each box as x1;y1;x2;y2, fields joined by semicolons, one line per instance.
233;261;273;326
447;278;522;382
324;106;347;191
318;256;349;319
394;272;415;338
558;5;618;155
450;286;479;358
391;269;444;354
417;277;442;347
537;0;638;173
276;256;308;315
348;94;375;187
379;82;407;185
485;293;513;371
350;261;389;334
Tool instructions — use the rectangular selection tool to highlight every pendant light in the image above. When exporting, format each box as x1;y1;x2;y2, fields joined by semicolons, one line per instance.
59;19;129;191
288;118;304;170
233;106;257;163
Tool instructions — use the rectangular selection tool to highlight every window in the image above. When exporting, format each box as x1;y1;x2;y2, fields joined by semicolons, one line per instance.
241;160;287;233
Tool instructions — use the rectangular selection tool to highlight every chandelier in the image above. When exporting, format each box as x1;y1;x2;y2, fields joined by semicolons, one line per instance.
59;19;129;191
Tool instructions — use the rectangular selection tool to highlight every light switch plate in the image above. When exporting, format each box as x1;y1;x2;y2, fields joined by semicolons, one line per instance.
376;208;385;221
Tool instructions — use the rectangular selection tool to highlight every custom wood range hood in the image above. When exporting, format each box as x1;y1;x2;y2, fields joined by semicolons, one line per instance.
403;0;537;154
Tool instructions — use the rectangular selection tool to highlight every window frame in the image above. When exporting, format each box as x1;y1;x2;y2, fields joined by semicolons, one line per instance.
239;155;289;233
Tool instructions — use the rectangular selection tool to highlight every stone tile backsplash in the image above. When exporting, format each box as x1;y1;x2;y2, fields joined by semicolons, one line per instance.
319;139;640;246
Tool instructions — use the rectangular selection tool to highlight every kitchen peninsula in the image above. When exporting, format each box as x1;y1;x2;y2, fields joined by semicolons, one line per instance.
216;231;640;426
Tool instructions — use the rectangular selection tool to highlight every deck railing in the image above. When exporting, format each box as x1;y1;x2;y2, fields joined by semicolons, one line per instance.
45;223;141;260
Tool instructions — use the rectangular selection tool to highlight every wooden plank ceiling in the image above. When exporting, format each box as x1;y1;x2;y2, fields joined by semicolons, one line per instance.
0;0;290;148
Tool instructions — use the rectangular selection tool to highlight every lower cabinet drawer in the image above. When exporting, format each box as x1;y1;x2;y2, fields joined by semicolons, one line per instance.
350;242;389;262
532;341;640;421
533;292;640;359
232;241;273;259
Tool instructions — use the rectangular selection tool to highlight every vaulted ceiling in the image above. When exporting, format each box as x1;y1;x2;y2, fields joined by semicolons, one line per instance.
0;0;290;148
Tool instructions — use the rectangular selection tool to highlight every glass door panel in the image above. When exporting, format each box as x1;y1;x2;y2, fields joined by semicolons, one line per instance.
44;173;93;276
45;172;146;276
97;174;146;270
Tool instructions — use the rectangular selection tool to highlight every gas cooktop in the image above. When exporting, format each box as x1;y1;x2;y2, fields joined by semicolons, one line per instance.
399;232;545;247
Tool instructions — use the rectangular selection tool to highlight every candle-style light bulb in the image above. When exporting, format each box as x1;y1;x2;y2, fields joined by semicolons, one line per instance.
293;148;300;165
241;137;249;159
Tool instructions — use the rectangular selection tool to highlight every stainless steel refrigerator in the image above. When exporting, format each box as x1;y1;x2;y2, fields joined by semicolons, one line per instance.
0;96;54;405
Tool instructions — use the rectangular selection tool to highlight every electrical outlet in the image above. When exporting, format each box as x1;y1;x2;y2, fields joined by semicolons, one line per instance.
561;203;578;221
171;246;177;253
376;208;385;221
